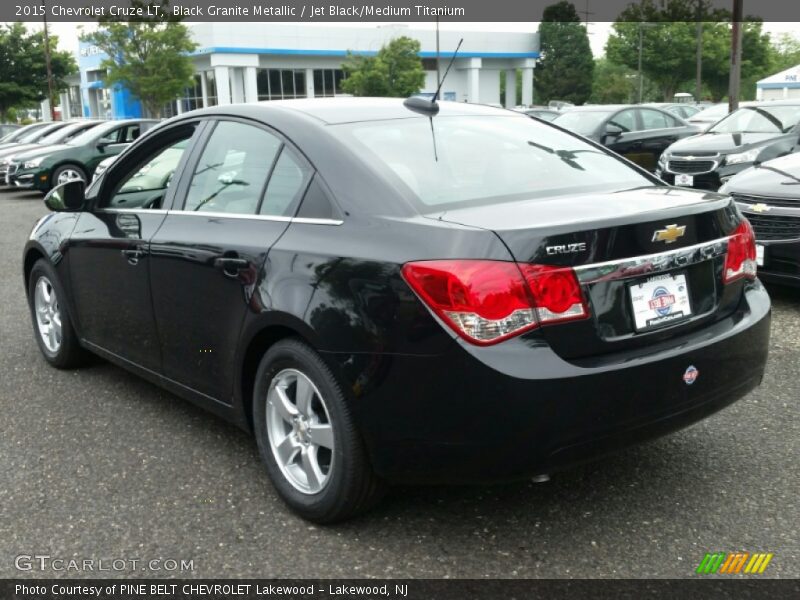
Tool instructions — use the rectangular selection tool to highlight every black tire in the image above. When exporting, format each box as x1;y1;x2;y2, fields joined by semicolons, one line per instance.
50;164;88;190
27;258;88;369
253;338;385;523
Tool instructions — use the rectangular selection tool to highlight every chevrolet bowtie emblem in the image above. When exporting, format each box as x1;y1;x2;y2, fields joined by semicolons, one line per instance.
749;203;771;213
652;224;687;244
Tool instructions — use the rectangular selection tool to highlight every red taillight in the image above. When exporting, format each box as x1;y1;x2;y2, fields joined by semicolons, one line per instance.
724;220;757;284
401;260;588;345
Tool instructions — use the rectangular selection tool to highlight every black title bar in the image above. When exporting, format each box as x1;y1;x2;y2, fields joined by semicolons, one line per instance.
4;579;800;600
6;0;800;23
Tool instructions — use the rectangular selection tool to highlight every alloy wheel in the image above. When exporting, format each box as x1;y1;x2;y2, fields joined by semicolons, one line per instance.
57;169;85;185
266;368;335;494
34;276;62;353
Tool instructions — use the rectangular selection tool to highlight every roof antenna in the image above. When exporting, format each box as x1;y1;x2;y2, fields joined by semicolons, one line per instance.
404;38;463;116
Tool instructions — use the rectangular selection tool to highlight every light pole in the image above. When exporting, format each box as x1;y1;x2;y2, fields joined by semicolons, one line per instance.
728;0;743;113
41;0;56;121
695;0;703;101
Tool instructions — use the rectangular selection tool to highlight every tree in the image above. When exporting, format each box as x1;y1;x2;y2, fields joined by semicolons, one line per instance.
341;36;425;98
0;23;76;121
770;33;800;74
605;0;771;102
590;58;634;104
84;1;197;118
534;1;594;105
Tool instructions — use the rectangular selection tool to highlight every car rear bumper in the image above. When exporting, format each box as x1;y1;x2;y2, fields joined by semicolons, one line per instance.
755;238;800;286
334;282;770;484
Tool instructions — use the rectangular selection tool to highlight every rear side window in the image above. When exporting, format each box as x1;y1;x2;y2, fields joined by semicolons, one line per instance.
260;148;312;216
183;121;282;215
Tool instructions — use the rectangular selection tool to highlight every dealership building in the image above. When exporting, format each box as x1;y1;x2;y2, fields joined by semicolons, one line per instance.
756;64;800;100
59;23;540;120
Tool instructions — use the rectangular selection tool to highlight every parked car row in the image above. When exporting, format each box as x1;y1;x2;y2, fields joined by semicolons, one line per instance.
0;118;157;193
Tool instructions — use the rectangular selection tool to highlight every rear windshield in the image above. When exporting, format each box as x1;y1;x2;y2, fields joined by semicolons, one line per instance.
336;115;652;210
19;124;61;143
38;122;95;145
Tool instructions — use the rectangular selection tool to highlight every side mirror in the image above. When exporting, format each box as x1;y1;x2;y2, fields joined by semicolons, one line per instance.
96;141;110;152
604;124;624;139
44;180;85;212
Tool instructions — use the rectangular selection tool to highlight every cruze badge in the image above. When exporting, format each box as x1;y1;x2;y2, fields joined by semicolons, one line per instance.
749;203;771;213
546;242;587;255
652;224;686;244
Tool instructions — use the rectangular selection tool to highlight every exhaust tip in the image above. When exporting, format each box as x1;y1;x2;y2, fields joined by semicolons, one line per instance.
531;474;550;483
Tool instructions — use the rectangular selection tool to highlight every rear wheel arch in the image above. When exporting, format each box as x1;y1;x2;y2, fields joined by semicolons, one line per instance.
240;323;314;433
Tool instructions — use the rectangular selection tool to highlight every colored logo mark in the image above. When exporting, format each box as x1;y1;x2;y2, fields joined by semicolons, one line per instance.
696;552;774;574
649;286;676;316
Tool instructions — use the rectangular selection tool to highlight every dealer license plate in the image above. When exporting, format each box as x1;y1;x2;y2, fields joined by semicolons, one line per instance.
756;244;765;266
674;174;694;187
629;273;693;331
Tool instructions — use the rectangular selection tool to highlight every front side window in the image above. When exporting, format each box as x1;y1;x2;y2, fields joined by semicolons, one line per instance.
183;121;282;215
105;131;195;210
639;109;671;130
552;110;613;135
336;115;653;210
97;127;123;145
610;109;637;132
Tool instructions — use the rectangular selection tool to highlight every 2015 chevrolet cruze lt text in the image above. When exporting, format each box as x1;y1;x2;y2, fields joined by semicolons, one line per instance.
23;99;770;522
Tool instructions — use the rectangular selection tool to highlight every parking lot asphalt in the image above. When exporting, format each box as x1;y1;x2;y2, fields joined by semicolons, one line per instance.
0;188;798;579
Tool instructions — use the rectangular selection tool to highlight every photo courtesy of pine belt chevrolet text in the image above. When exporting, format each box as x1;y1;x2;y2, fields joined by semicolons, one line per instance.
22;97;770;523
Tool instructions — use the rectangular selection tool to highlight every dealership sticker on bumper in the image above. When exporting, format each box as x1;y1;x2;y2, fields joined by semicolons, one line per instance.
630;273;693;331
756;244;765;267
674;174;694;186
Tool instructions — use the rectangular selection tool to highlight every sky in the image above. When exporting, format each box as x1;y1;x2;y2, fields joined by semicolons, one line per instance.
23;20;800;60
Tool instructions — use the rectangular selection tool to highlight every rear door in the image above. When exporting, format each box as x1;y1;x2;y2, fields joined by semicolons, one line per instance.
149;118;313;403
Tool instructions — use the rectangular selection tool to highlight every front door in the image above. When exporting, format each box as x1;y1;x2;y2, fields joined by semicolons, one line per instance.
67;122;200;371
604;108;650;167
636;108;682;172
149;118;313;403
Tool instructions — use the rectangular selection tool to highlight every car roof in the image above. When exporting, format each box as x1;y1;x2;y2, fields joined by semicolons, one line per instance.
564;105;633;113
183;98;525;125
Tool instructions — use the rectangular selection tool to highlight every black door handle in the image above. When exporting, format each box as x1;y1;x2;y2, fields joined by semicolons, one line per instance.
214;257;249;277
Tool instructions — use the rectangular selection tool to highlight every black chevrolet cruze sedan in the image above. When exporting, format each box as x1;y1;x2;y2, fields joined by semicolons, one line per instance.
551;104;698;172
23;99;770;522
720;152;800;286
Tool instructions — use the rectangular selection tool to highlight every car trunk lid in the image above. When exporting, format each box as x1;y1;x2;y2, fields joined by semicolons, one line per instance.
425;186;743;359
